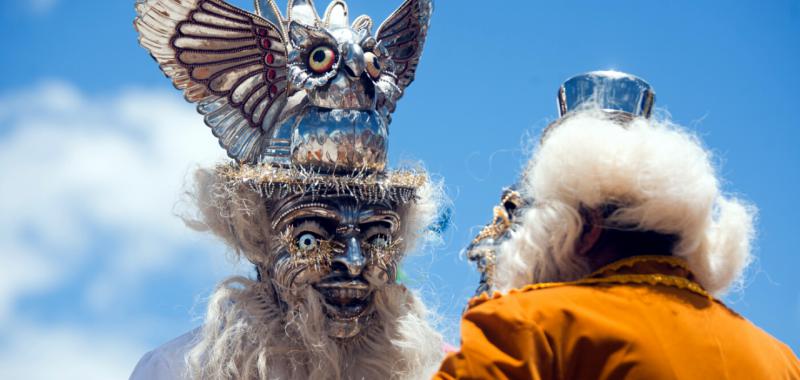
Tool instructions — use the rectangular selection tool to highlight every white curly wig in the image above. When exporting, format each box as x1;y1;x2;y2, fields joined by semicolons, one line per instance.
179;165;447;380
495;109;756;296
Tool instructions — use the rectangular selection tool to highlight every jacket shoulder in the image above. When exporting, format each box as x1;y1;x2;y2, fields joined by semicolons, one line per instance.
469;282;603;311
465;283;607;329
129;329;199;380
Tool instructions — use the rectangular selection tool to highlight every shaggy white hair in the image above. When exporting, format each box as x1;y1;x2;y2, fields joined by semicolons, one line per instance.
186;278;443;380
183;166;446;266
496;109;756;296
180;166;446;380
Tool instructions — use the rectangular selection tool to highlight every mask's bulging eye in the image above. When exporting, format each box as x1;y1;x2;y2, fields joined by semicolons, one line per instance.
308;46;337;74
364;52;382;79
296;233;319;251
369;234;390;248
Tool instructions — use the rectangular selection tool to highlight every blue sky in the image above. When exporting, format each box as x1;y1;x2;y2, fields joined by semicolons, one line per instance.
1;0;798;378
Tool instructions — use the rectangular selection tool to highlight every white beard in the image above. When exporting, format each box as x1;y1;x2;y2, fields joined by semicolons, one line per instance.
186;277;444;380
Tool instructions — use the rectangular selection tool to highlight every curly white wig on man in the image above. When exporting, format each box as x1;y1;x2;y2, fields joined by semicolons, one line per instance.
495;109;756;296
180;167;446;380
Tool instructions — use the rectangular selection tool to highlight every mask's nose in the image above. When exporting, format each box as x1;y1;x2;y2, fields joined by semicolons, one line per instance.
333;236;366;277
342;43;365;78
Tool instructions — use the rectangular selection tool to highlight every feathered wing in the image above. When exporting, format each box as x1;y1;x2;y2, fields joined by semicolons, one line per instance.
376;0;433;93
135;0;289;163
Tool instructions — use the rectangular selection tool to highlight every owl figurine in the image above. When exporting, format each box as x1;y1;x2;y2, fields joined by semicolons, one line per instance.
135;0;431;173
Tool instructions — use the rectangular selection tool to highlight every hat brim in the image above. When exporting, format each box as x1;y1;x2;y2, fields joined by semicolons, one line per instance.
217;163;426;204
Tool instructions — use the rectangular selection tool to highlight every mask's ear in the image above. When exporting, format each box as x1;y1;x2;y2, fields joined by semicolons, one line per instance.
375;0;433;99
577;207;603;256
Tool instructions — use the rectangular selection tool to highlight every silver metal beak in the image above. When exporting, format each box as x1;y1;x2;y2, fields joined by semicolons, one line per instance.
343;43;365;78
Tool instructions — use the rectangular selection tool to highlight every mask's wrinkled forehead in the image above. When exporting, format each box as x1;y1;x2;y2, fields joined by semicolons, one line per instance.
270;193;399;232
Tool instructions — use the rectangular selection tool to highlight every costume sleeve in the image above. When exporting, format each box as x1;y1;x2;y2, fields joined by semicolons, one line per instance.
129;330;198;380
433;298;557;380
129;350;183;380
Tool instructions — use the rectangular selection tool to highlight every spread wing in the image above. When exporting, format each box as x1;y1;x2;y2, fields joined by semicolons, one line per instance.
376;0;432;92
135;0;289;163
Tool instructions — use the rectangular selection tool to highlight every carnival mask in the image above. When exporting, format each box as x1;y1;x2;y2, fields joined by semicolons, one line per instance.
269;193;404;338
466;188;524;296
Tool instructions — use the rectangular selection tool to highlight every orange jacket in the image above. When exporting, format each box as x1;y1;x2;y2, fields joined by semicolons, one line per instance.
435;256;799;380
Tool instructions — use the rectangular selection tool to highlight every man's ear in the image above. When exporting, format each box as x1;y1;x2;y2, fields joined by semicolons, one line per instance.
576;207;603;256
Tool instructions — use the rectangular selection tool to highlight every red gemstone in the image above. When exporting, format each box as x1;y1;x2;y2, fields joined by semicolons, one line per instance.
260;38;271;49
269;84;278;97
256;28;268;37
267;69;276;80
265;53;275;65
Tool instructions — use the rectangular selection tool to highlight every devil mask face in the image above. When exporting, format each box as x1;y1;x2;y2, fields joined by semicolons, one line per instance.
266;193;404;338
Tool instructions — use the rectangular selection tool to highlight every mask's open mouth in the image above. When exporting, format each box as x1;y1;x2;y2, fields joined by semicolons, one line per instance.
314;278;372;320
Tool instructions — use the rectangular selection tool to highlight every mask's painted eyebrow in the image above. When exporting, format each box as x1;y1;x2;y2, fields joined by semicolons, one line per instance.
358;209;400;233
272;203;339;230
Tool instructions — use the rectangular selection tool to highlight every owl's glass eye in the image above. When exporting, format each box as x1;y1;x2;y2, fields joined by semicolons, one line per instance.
364;52;382;79
296;233;319;251
308;46;337;74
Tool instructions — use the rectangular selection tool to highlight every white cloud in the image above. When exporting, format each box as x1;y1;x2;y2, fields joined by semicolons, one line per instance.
0;81;249;377
0;323;145;380
0;81;235;320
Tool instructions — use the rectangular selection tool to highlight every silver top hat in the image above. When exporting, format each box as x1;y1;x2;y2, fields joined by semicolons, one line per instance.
135;0;433;174
557;70;655;119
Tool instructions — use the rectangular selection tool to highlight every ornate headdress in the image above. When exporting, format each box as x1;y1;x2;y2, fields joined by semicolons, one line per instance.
134;0;432;201
467;70;656;296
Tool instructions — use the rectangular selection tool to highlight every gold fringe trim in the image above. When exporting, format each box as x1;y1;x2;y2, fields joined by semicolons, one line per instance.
469;274;712;309
217;163;427;204
468;257;713;309
589;255;692;278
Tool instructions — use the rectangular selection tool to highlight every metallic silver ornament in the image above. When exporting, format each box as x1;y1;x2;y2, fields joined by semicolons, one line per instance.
135;0;433;172
558;70;656;119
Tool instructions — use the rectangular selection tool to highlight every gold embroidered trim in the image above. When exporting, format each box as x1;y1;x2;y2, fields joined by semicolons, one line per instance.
468;274;711;308
590;255;691;278
468;258;712;309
